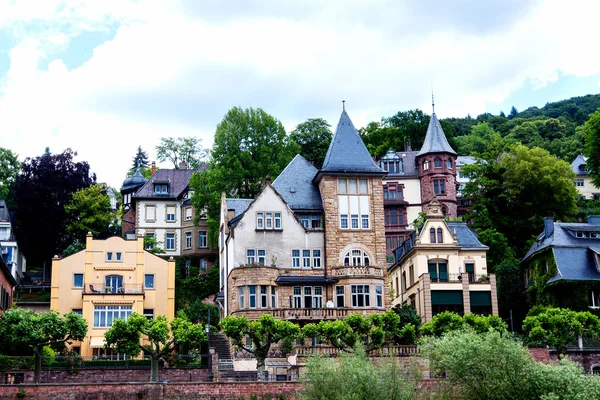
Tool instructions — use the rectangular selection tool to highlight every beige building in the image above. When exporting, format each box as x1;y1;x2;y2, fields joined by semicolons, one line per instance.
50;234;175;357
572;155;600;200
388;198;498;322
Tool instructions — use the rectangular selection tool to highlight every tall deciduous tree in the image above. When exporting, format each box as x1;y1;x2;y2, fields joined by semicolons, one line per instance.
190;107;299;245
131;145;150;171
0;309;87;383
104;313;206;382
583;110;600;188
156;137;206;169
14;149;95;270
0;147;20;208
64;184;117;247
220;314;301;380
289;118;332;169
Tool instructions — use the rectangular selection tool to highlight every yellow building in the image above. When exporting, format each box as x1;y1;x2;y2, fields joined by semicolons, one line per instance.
50;233;175;357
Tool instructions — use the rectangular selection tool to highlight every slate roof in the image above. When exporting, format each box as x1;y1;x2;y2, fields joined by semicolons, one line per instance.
523;216;600;284
133;163;206;200
226;198;253;227
571;154;589;176
446;222;488;249
122;169;147;191
318;110;387;177
379;150;419;177
272;155;323;210
417;112;457;156
456;156;477;167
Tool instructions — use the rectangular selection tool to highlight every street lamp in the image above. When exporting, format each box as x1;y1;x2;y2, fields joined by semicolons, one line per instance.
206;312;212;381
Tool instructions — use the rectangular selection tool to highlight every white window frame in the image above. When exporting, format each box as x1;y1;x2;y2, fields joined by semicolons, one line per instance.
239;287;245;309
376;285;383;308
249;285;257;308
340;214;348;229
302;250;311;268
292;249;300;268
313;286;323;308
336;286;345;307
271;286;276;308
199;231;207;248
274;212;281;229
351;284;371;308
312;250;321;268
247;249;256;264
265;212;273;229
260;285;269;308
165;233;175;250
185;232;192;249
166;205;176;222
257;249;266;265
73;273;84;288
144;274;155;289
256;212;264;229
185;207;193;221
293;286;302;308
93;305;132;328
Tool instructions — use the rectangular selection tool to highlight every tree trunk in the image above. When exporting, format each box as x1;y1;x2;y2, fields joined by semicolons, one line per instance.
150;356;159;382
34;349;42;384
256;356;267;381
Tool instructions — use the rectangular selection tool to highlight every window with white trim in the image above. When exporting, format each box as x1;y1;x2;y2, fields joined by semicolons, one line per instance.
185;207;192;221
313;286;323;308
239;287;245;309
257;249;266;265
166;205;176;222
293;287;302;308
265;212;273;229
145;233;155;250
144;274;154;289
185;232;192;249
256;212;264;229
145;205;156;222
249;285;256;308
292;250;300;268
312;250;321;268
343;249;370;266
303;250;311;268
199;231;207;248
336;286;345;307
376;285;383;308
154;184;168;194
94;305;132;328
351;285;370;308
73;273;83;288
166;233;175;250
261;285;269;308
341;214;348;229
271;287;276;308
338;179;370;229
274;212;281;229
247;249;256;264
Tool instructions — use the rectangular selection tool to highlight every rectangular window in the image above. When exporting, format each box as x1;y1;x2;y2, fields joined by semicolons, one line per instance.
348;179;357;194
261;285;268;308
351;285;370;308
340;214;348;229
271;286;276;308
376;285;383;308
274;212;281;229
312;250;321;268
256;212;264;229
199;231;207;248
303;250;311;268
336;286;345;307
166;205;176;222
93;305;132;328
107;252;113;261
144;274;155;289
304;287;312;309
154;184;168;194
577;179;585;187
292;250;300;268
361;214;369;229
144;309;154;320
247;249;256;264
249;285;256;308
185;232;192;249
265;212;273;229
300;215;309;228
199;258;207;271
185;207;192;221
351;214;359;229
311;214;322;229
116;252;122;261
145;205;156;221
166;233;175;250
313;286;323;308
257;249;266;265
359;179;368;194
293;286;302;308
338;179;347;194
72;308;83;316
434;179;445;195
428;261;448;282
239;287;245;309
73;273;84;288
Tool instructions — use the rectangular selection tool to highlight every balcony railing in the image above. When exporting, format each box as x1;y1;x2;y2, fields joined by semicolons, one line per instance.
269;308;349;319
332;266;384;277
294;345;419;357
83;283;144;295
429;274;491;284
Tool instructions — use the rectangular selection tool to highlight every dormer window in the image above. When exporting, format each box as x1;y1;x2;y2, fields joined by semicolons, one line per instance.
434;157;442;168
154;184;168;194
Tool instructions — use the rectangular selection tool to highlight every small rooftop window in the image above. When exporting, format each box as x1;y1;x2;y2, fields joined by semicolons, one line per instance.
154;184;168;194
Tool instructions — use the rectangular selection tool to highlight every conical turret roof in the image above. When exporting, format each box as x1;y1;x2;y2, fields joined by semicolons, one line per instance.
417;112;456;156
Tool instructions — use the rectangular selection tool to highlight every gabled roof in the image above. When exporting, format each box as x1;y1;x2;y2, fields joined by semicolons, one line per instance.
446;222;488;249
571;154;589;176
417;112;456;156
272;155;323;210
226;198;253;227
133;163;207;200
317;110;386;179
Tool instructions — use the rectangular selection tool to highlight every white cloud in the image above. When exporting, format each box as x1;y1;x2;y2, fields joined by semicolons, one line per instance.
1;0;600;188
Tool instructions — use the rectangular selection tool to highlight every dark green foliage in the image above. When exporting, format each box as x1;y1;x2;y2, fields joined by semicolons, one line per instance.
14;149;96;270
0;147;20;209
175;258;220;311
583;110;600;187
391;304;421;339
289;118;333;169
495;259;526;331
178;300;219;327
61;241;85;258
131;145;150;171
517;94;600;120
155;137;207;169
64;184;117;245
420;311;507;337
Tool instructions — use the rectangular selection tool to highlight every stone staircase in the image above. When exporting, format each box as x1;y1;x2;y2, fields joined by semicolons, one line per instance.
209;332;232;370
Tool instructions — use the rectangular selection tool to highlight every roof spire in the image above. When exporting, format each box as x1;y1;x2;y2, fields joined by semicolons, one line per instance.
431;83;435;114
342;100;346;111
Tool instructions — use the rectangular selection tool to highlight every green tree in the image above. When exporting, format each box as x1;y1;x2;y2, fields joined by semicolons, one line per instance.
156;137;207;169
301;343;419;400
508;106;519;119
64;184;116;247
0;147;20;208
420;311;507;337
0;309;87;383
289;118;333;169
190;107;299;245
14;149;96;270
495;259;527;331
104;313;206;382
522;308;600;354
220;314;301;380
453;122;502;156
583;110;600;188
131;145;150;171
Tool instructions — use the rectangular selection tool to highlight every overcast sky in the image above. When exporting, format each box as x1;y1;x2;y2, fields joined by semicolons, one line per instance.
1;0;600;188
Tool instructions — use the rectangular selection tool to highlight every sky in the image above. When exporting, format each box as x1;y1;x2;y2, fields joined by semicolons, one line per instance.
1;0;600;188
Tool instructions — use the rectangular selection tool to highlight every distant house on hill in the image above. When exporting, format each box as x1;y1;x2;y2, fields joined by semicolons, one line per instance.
571;155;600;200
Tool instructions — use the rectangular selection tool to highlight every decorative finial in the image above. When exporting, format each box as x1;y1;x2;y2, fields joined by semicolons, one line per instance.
431;84;435;114
342;100;346;111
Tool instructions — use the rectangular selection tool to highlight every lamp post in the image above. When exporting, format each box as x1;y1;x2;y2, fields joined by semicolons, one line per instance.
206;312;212;381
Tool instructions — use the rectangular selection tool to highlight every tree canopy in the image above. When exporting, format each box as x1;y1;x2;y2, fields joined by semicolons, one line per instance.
104;313;206;382
420;311;507;337
289;118;332;169
0;309;87;383
156;137;207;169
0;147;20;208
583;110;600;188
131;145;150;171
14;148;96;270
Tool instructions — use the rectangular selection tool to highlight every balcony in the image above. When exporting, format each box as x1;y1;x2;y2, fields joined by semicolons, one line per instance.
331;266;384;278
270;308;349;320
83;283;144;295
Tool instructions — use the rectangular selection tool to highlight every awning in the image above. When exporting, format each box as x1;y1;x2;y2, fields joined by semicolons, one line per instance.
89;337;106;348
265;360;291;367
431;290;463;305
470;291;492;307
274;276;339;285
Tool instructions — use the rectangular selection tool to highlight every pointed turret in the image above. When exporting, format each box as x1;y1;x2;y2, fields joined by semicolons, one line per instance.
315;109;386;182
417;112;456;156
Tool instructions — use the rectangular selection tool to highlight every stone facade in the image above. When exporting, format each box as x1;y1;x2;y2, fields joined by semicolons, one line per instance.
417;153;458;217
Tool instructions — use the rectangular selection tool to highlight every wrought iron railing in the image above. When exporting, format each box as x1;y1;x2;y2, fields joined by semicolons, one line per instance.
83;283;144;294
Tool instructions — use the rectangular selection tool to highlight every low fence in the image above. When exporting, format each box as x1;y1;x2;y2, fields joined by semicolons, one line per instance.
294;345;419;357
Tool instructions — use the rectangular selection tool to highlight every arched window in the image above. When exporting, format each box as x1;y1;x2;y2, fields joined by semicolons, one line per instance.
442;206;447;215
343;249;370;266
430;228;436;243
434;157;442;168
423;160;429;170
437;228;443;244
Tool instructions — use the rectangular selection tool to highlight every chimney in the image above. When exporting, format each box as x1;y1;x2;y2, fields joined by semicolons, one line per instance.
406;141;412;152
587;216;600;225
151;161;156;176
179;161;188;170
544;217;554;239
265;175;271;186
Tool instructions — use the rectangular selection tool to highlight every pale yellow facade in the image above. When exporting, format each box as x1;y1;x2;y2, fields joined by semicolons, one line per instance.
50;234;175;357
